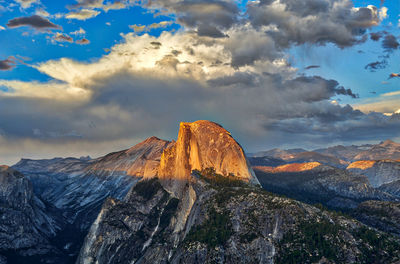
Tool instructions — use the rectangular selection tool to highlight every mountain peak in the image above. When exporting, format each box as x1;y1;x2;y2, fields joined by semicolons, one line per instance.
381;139;397;146
158;120;259;185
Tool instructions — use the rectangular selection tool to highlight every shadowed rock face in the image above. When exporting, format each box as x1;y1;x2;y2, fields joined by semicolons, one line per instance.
0;166;64;263
347;160;400;188
158;120;259;185
10;137;173;263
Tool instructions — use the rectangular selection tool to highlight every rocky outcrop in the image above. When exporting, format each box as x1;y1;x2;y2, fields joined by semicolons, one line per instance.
347;160;400;188
13;137;172;228
379;180;400;197
353;200;400;237
89;136;172;179
11;137;173;263
0;166;63;263
253;163;395;209
158;121;258;184
77;175;400;264
77;122;400;264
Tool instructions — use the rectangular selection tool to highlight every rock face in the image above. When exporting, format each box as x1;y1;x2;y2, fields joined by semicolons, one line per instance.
158;121;259;184
354;200;400;237
77;122;400;264
77;174;400;264
0;166;62;263
90;137;172;179
11;137;173;263
253;163;395;209
347;160;400;188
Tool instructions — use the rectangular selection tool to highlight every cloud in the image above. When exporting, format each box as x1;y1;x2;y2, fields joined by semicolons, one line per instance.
70;0;104;9
0;26;5;31
334;86;359;98
355;91;400;114
35;8;50;17
0;80;90;101
379;6;388;20
247;0;380;48
70;27;86;36
130;21;173;33
370;32;384;41
130;24;146;32
54;33;74;43
76;38;90;45
305;65;320;70
66;9;100;20
364;60;387;72
15;0;38;9
382;34;399;52
0;57;16;70
143;0;239;38
103;1;126;12
7;15;60;30
69;0;129;13
389;73;400;79
0;0;397;163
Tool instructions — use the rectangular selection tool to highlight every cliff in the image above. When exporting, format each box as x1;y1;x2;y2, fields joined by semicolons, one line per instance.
158;120;258;184
347;160;400;188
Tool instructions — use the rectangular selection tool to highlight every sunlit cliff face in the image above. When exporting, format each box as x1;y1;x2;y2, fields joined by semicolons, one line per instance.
158;120;258;184
347;160;377;170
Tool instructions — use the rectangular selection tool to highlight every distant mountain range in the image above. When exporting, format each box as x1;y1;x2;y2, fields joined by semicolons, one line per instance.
0;124;400;263
250;139;400;168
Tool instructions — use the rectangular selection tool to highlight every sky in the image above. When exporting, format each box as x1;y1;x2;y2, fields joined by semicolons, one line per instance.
0;0;399;165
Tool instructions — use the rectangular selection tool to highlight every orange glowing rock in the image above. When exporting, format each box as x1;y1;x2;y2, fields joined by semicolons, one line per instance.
253;162;322;173
347;160;377;170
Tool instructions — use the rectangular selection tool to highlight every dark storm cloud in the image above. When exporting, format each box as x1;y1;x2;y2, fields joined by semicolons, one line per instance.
284;76;358;102
174;1;238;28
146;0;239;38
208;72;259;87
197;24;227;38
0;58;15;70
247;0;379;48
264;107;400;147
365;60;387;72
7;15;60;30
382;34;399;52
